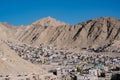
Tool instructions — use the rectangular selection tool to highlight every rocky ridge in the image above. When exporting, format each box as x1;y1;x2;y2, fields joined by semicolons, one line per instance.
15;17;120;52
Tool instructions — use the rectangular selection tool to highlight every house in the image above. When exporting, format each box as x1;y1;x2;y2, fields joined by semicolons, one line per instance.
89;69;98;76
75;74;98;80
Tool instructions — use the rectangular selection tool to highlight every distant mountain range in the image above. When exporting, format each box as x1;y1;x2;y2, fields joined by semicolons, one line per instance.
0;16;120;52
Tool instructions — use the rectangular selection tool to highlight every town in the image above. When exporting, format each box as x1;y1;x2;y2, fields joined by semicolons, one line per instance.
4;40;120;80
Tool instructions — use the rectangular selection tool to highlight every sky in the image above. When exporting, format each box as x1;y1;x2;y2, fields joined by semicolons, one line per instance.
0;0;120;26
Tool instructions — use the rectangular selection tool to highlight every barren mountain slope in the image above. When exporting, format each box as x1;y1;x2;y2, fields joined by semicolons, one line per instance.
72;17;120;48
0;22;15;40
16;16;67;44
0;40;44;75
16;17;120;50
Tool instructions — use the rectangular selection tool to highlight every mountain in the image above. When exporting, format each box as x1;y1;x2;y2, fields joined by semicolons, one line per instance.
72;17;120;49
0;22;16;40
0;23;58;79
16;16;68;44
0;16;119;52
0;16;119;79
16;17;120;51
0;22;14;29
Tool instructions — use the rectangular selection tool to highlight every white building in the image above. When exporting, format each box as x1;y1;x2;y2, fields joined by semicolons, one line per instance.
76;74;98;80
89;69;98;76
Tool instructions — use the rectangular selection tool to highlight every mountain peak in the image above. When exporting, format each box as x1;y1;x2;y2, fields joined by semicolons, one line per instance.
32;16;67;27
45;16;55;20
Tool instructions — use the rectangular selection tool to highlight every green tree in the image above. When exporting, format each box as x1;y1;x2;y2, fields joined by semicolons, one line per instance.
77;67;83;74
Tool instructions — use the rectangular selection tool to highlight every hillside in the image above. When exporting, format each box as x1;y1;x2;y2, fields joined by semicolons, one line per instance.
0;40;44;75
0;17;120;52
16;17;120;51
0;22;16;40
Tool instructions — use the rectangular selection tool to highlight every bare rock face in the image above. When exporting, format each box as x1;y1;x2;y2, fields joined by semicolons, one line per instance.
16;17;120;50
16;16;66;44
73;17;120;48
